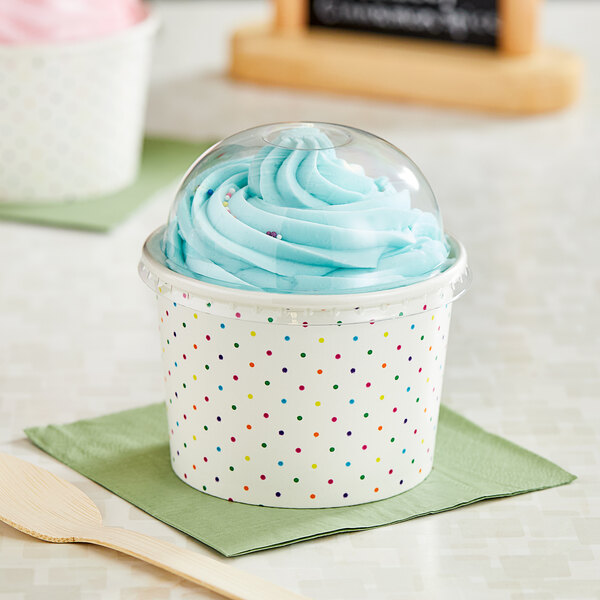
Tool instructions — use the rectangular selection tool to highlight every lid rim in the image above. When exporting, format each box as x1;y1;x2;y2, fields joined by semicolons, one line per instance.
139;226;470;313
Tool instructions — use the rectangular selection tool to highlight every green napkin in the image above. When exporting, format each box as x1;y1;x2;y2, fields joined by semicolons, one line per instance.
25;403;575;557
0;138;213;232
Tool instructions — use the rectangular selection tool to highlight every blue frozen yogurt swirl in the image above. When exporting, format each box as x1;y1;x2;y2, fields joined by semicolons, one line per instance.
163;128;452;294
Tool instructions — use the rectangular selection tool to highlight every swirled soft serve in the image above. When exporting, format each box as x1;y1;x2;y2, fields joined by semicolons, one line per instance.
162;123;453;294
0;0;147;44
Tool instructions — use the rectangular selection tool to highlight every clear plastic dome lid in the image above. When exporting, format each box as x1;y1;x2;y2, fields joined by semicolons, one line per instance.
159;122;453;295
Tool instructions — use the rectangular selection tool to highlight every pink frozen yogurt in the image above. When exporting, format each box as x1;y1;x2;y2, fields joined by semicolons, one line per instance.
0;0;148;44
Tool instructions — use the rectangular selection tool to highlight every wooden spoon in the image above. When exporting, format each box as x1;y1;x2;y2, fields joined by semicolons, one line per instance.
0;453;309;600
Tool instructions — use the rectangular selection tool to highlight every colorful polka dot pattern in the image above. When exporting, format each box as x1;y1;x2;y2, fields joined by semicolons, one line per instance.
158;297;453;508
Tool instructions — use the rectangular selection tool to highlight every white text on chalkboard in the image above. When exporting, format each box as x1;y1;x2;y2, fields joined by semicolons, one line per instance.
310;0;499;46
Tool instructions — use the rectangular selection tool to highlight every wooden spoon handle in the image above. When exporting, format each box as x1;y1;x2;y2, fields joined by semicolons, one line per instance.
86;526;309;600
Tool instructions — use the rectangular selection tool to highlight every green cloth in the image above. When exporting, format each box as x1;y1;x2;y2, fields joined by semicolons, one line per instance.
25;403;575;557
0;138;213;232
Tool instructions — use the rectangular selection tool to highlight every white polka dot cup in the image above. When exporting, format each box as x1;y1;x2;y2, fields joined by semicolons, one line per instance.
0;12;158;203
139;228;470;508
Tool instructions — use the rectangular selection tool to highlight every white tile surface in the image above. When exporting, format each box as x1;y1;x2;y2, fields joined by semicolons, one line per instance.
0;1;599;598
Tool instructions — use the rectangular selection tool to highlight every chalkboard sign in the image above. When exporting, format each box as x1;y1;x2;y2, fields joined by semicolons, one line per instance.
309;0;499;47
233;0;576;113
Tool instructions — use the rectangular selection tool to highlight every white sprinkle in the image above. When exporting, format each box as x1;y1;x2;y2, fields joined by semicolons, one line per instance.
276;234;282;240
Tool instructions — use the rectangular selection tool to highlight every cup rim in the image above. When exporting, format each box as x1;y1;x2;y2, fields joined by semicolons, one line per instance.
0;8;159;54
139;226;470;314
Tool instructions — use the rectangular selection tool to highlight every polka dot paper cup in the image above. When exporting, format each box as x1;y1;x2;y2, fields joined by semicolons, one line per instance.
139;228;470;508
0;12;158;203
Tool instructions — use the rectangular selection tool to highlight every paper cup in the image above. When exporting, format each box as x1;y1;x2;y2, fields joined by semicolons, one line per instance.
139;228;470;508
0;12;158;203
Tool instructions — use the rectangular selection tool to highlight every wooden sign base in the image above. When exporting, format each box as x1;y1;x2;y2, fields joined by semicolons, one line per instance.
230;24;581;114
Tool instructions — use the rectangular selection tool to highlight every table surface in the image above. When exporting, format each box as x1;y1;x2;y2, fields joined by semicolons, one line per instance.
1;2;599;598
